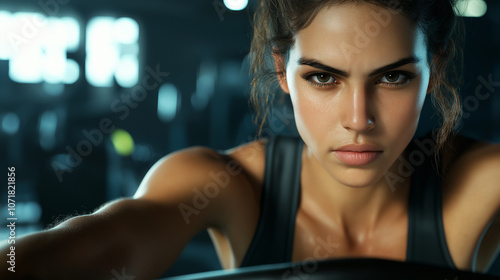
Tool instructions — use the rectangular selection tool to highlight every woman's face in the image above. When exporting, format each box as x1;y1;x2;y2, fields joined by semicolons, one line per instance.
280;3;430;188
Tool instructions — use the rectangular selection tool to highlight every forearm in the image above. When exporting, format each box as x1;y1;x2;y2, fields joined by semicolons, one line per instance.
0;216;134;280
0;198;196;280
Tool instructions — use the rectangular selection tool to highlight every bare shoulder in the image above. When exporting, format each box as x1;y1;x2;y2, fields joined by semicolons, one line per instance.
133;139;268;230
222;138;268;186
443;137;500;216
442;135;500;269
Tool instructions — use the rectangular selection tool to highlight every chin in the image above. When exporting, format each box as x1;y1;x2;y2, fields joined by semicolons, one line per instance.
339;180;378;189
333;168;386;188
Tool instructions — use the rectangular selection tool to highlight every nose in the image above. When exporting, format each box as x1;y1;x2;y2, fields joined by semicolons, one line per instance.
340;86;375;133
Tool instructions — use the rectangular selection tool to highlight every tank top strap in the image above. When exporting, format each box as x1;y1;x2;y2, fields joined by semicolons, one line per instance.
239;135;304;267
478;211;500;277
484;248;500;277
406;137;457;269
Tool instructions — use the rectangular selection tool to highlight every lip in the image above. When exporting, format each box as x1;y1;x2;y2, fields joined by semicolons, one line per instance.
332;144;383;166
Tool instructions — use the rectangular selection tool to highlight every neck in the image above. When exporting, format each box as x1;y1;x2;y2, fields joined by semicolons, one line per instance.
301;144;411;240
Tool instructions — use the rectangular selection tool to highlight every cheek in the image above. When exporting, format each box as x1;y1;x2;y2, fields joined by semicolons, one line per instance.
378;84;427;142
289;83;313;135
288;77;336;138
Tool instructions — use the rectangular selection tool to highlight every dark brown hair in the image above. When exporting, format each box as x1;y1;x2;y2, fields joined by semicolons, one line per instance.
249;0;464;153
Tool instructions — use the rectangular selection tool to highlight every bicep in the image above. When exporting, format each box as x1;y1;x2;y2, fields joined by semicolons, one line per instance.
10;198;193;280
128;146;255;273
90;198;198;278
53;147;228;278
133;147;246;231
466;144;500;215
445;143;500;225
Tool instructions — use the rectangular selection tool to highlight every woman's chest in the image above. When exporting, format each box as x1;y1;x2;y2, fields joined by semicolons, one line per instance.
217;189;497;277
290;195;409;264
290;189;496;272
223;185;488;271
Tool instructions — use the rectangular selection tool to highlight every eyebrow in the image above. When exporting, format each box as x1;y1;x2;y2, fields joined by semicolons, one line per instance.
298;56;420;77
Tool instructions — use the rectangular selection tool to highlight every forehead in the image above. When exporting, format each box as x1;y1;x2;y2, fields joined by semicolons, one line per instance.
292;3;427;69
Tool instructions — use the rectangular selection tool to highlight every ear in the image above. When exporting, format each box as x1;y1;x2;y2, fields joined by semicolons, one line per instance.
272;52;290;94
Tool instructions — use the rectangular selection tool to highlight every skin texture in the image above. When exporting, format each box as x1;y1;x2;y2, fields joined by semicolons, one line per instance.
240;2;499;271
1;3;499;279
277;3;429;235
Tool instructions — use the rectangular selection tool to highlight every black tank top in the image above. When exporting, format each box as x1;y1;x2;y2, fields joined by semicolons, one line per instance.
239;135;499;277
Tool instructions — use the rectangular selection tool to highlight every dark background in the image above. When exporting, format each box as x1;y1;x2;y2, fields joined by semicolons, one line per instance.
0;0;498;278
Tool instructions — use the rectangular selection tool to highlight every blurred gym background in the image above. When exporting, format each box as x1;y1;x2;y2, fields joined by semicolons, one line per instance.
0;0;498;277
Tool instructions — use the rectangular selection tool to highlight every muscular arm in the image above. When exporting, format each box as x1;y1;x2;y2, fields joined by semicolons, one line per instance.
0;146;235;279
2;198;196;280
443;141;500;271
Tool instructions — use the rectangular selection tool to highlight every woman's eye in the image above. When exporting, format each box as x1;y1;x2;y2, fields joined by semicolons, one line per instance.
379;72;407;84
311;73;335;84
